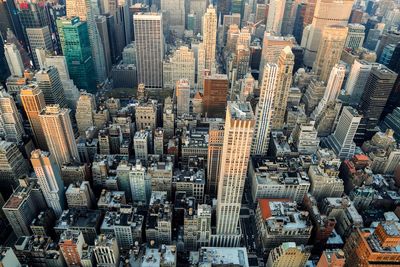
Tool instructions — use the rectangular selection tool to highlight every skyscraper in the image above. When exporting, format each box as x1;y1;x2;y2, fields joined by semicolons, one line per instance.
39;105;79;167
0;141;30;195
302;0;353;67
66;0;108;83
272;46;294;130
56;17;96;92
344;60;376;105
345;24;365;50
311;64;346;120
20;84;48;150
31;150;65;217
4;43;24;77
191;0;208;34
326;107;361;159
163;46;195;89
266;0;286;34
202;5;217;72
35;66;67;108
312;25;348;83
134;13;164;89
207;122;224;196
203;74;228;118
176;79;190;116
251;63;278;155
160;0;185;34
358;65;397;140
26;27;53;68
0;90;25;143
214;101;255;247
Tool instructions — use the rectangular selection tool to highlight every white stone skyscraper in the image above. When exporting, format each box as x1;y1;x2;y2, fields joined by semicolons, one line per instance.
163;46;196;89
266;0;286;34
326;106;362;159
0;90;25;143
4;43;24;77
271;46;294;130
214;101;255;247
39;105;79;167
302;0;353;67
31;149;65;217
251;63;278;155
134;13;164;89
311;64;346;120
202;5;217;72
176;79;190;116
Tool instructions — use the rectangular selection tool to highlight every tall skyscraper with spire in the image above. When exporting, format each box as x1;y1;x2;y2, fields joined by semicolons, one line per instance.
39;105;79;167
271;46;295;130
31;149;65;217
214;101;255;247
251;63;278;155
302;0;353;67
134;13;164;89
202;5;217;72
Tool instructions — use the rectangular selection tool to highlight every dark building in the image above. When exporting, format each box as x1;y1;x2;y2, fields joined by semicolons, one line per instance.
357;65;397;142
203;74;228;118
349;9;363;24
293;3;306;44
217;0;232;23
112;64;137;89
0;34;10;84
292;46;304;74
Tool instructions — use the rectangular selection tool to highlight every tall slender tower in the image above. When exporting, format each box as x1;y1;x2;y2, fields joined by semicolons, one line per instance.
312;25;348;83
251;63;278;155
0;90;25;143
20;84;48;150
202;5;217;72
272;46;294;130
215;101;255;247
207;122;224;196
134;13;164;89
31;149;65;217
39;105;79;167
302;0;353;67
266;0;286;34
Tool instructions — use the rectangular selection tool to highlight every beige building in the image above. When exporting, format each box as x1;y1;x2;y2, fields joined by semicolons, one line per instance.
302;0;354;67
0;90;25;143
312;25;348;83
214;102;255;247
39;105;79;167
135;100;157;131
76;91;96;136
202;5;217;71
163;46;195;89
266;242;310;267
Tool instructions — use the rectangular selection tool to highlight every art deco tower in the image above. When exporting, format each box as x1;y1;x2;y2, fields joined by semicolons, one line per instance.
215;101;255;247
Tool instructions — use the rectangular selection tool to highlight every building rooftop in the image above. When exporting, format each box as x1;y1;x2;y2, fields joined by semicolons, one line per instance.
198;247;249;267
97;190;126;210
229;101;254;120
101;206;144;231
142;245;176;267
55;209;101;229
